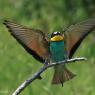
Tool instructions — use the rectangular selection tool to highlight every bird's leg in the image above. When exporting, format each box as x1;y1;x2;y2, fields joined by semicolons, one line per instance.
44;60;49;66
37;76;42;80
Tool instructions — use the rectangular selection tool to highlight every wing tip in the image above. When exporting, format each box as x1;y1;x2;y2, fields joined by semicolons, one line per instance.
3;20;12;33
3;20;9;27
3;20;8;25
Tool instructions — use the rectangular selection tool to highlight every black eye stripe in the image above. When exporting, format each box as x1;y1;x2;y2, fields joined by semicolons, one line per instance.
51;32;61;38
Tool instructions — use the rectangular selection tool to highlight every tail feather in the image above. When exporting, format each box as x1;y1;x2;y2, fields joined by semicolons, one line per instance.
52;66;76;86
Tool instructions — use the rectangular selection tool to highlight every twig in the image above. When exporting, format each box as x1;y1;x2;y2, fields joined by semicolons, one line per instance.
12;57;87;95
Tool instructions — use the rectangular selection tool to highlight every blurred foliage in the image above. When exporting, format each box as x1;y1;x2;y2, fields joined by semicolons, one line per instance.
0;0;95;95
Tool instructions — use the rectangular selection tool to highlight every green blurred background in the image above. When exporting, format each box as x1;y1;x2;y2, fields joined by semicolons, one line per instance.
0;0;95;95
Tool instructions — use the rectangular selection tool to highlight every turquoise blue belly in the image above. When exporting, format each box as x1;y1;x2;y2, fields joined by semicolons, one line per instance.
50;41;65;62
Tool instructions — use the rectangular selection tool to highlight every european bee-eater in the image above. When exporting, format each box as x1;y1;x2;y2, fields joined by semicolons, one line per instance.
3;19;95;86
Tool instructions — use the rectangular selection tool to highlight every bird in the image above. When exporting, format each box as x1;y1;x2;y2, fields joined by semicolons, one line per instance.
3;19;95;86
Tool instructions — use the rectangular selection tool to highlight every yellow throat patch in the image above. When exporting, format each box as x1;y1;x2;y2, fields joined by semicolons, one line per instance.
50;35;63;41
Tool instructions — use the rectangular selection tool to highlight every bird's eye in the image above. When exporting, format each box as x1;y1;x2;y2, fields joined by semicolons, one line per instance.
51;31;61;38
57;32;61;35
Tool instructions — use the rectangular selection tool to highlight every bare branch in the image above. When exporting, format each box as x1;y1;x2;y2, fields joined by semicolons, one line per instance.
12;57;87;95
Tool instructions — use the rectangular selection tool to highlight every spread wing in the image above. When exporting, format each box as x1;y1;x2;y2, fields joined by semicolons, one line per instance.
64;19;95;58
3;20;50;63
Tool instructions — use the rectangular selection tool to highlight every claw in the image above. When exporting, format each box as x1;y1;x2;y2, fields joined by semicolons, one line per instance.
37;75;42;80
44;61;48;65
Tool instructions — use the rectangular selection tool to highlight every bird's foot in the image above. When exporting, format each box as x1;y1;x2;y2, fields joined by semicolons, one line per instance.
44;61;49;66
